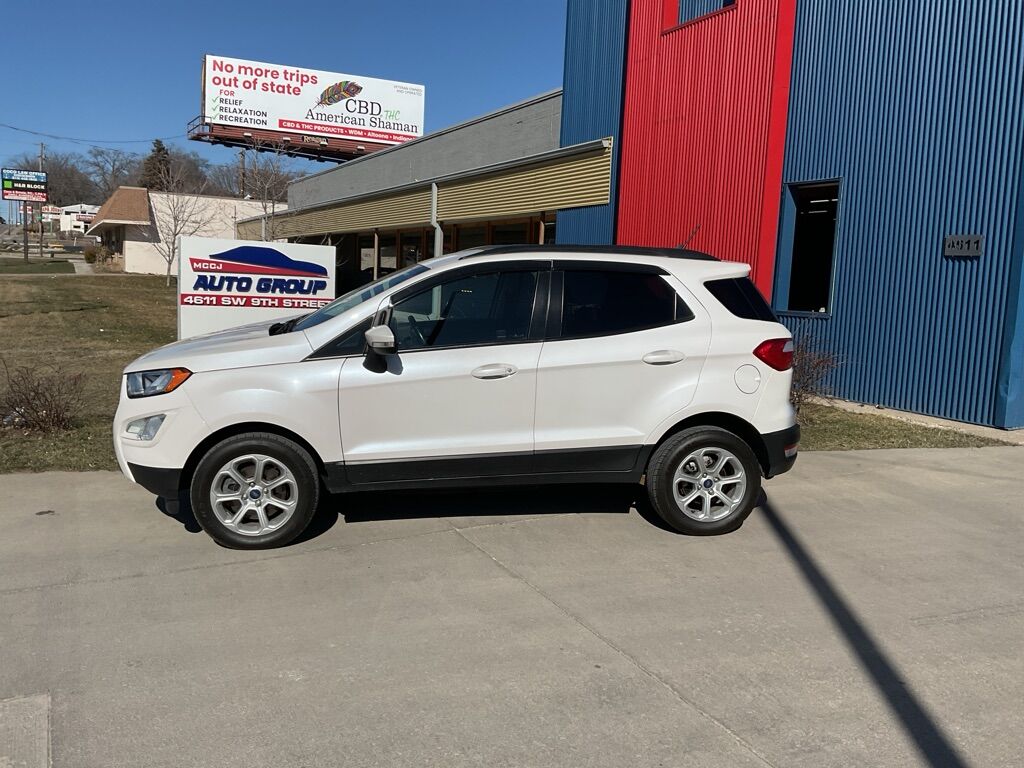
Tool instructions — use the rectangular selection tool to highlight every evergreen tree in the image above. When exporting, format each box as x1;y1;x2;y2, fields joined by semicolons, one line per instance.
139;139;171;190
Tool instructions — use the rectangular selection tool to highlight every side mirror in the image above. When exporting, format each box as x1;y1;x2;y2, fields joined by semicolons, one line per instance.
365;324;397;355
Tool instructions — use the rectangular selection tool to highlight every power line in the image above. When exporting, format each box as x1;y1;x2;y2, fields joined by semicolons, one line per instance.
0;122;186;148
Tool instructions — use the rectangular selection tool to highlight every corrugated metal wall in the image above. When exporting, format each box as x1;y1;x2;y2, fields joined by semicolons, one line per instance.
615;0;796;295
439;146;611;221
556;0;630;245
238;145;613;241
780;1;1024;428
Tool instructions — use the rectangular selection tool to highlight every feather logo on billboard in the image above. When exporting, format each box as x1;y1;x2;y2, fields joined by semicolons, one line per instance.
189;246;329;298
314;81;363;107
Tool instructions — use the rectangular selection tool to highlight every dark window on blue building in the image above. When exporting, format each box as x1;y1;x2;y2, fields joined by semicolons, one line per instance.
678;0;736;25
782;182;840;313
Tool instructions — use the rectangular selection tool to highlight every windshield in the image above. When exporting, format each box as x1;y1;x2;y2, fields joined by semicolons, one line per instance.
293;263;430;332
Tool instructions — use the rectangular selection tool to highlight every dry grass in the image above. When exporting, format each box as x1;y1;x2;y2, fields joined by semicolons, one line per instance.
798;403;1008;451
0;257;75;275
0;275;176;471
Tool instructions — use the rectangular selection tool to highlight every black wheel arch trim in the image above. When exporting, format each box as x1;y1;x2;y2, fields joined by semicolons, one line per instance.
651;412;798;479
179;422;326;495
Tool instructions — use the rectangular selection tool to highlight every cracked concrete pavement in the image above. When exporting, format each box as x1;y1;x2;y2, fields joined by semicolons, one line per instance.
1;447;1021;767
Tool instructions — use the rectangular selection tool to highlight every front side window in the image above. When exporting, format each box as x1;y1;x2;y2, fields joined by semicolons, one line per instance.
293;263;428;332
389;269;540;350
559;270;692;339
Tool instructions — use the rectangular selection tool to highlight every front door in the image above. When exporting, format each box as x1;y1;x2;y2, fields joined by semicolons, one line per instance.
338;263;547;483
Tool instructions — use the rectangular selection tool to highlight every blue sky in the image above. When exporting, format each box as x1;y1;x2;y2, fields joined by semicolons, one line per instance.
1;0;567;169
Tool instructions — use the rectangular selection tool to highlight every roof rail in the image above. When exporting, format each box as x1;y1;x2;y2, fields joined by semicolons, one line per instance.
456;244;719;261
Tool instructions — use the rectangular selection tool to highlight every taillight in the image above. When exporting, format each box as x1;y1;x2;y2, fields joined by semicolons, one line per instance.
753;338;794;371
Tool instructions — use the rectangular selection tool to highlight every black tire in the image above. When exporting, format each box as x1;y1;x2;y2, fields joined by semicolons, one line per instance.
646;427;762;535
190;432;320;549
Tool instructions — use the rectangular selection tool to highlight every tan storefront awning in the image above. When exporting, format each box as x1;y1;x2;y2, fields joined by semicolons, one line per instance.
237;138;612;241
437;144;610;221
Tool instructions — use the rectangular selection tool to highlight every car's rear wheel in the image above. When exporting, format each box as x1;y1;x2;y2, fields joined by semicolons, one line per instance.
190;432;319;549
646;427;761;535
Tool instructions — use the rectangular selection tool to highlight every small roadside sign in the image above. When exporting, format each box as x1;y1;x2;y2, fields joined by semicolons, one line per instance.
1;168;48;202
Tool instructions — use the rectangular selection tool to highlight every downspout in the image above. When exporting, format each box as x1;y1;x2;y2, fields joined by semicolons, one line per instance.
431;182;443;257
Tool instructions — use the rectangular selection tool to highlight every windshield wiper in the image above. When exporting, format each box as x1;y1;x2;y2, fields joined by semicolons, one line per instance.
268;314;308;336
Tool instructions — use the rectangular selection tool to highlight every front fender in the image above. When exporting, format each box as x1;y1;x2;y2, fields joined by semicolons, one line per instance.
186;360;344;464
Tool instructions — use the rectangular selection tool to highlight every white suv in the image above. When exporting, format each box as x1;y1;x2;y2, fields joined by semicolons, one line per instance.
114;246;799;548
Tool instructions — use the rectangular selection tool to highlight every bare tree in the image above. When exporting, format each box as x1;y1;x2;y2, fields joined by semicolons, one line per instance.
149;161;217;287
7;150;98;205
206;161;241;197
241;139;300;241
83;148;141;199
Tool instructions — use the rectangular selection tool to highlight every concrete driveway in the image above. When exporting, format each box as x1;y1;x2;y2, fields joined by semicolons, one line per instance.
1;447;1021;767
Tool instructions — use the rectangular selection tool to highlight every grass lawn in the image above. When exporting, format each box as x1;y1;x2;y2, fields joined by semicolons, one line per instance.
798;402;1007;450
0;275;176;471
0;257;76;275
0;275;1011;473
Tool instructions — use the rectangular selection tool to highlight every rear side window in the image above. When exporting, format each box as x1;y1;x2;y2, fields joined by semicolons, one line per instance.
704;278;777;322
559;270;693;339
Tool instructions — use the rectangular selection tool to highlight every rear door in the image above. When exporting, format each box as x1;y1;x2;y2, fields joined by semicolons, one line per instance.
533;262;711;470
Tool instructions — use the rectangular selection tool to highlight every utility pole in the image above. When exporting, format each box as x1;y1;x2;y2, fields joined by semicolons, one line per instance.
238;149;246;197
22;201;29;261
38;143;45;258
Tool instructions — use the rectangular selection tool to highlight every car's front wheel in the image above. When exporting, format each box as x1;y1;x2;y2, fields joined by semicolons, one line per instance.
190;432;320;549
646;427;761;535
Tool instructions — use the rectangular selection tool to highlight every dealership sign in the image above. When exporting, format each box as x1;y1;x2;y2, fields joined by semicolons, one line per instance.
1;168;48;202
178;237;335;339
202;54;425;145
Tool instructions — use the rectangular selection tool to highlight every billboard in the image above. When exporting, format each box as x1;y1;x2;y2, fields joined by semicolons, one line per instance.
202;54;425;146
178;237;336;339
2;169;48;202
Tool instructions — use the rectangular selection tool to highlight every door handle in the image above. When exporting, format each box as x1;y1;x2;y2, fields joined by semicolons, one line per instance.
471;363;518;380
642;349;686;366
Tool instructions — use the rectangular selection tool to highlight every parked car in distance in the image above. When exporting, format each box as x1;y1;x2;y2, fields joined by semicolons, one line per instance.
114;245;799;548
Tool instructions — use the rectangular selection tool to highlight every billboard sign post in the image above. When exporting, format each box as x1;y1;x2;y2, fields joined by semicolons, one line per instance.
202;54;425;146
178;237;336;339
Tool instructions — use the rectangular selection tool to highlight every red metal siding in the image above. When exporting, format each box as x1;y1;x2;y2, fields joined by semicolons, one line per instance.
617;0;796;296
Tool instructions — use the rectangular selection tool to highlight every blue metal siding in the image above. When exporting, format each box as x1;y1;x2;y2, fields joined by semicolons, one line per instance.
778;1;1024;428
996;142;1024;428
556;0;629;245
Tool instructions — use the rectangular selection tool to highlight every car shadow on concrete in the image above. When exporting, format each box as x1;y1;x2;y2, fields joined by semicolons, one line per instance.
155;494;202;534
760;498;968;768
336;483;640;525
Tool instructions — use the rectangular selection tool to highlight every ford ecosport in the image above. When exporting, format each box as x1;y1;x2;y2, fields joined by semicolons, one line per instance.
114;245;799;548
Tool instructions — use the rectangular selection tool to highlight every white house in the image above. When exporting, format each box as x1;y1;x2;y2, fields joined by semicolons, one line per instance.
87;186;276;275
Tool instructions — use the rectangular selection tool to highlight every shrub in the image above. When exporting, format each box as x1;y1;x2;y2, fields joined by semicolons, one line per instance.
83;245;113;264
0;359;85;432
791;337;840;415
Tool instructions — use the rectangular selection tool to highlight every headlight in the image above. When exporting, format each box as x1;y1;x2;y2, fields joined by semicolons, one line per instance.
126;368;191;398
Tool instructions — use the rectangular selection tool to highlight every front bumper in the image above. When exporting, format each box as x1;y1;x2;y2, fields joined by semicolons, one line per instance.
113;376;208;496
762;423;800;478
127;463;183;499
